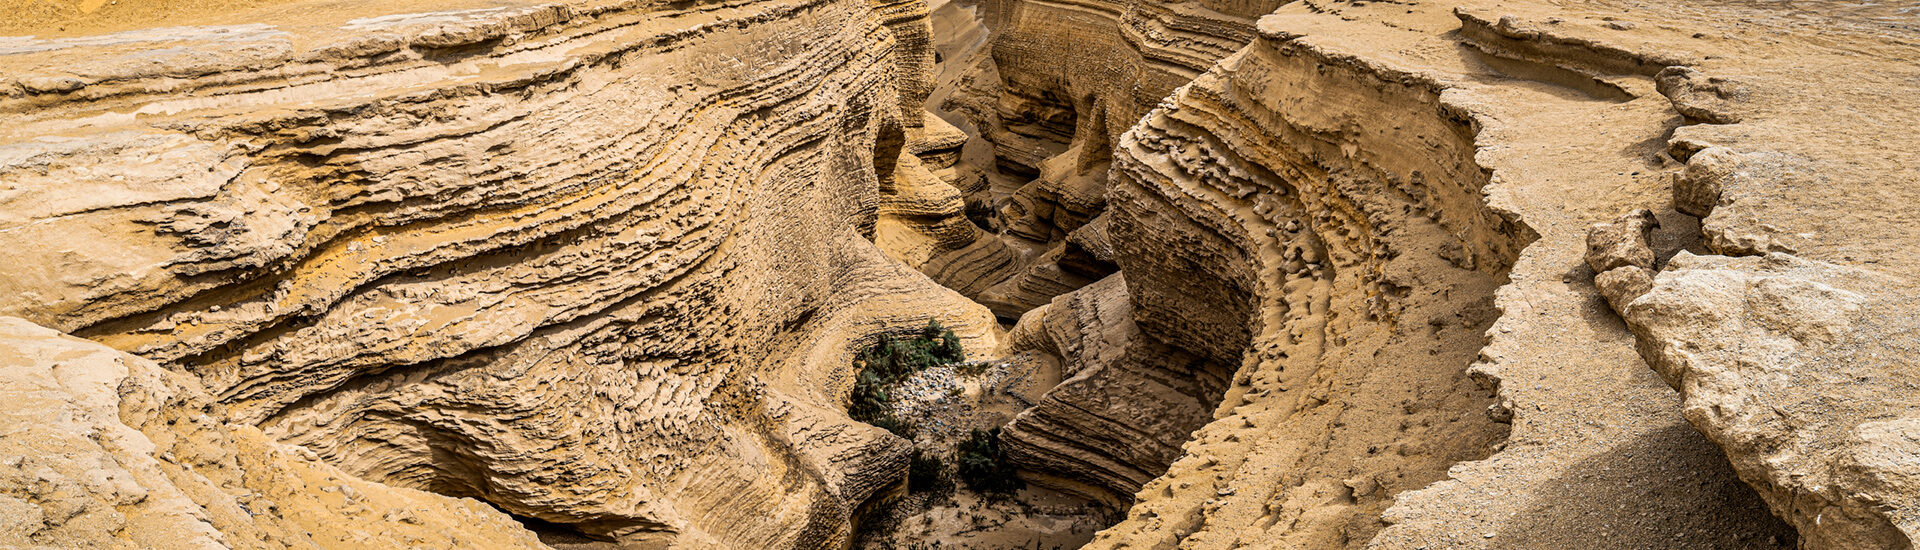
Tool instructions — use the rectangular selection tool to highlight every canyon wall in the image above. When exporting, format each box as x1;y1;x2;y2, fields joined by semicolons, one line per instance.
966;0;1917;549
909;0;1279;319
941;0;1287;501
3;0;1918;548
0;316;548;549
0;0;1002;546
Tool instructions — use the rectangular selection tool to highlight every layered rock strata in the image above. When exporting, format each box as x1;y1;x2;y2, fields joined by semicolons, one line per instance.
941;0;1290;504
1000;274;1225;499
1600;6;1920;546
1081;15;1537;543
0;316;547;549
1005;0;1910;548
916;0;1283;318
0;0;1002;546
2;0;1917;548
1065;2;1800;546
953;0;1916;547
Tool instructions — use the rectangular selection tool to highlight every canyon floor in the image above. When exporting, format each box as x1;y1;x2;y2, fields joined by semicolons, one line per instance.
1;0;1917;548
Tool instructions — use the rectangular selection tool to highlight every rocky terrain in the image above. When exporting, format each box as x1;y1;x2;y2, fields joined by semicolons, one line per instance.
2;0;1917;548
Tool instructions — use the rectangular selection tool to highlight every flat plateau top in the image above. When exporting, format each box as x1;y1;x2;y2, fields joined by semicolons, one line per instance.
0;0;538;38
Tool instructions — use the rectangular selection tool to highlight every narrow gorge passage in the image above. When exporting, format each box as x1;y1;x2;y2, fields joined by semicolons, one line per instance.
849;0;1534;546
11;0;1908;549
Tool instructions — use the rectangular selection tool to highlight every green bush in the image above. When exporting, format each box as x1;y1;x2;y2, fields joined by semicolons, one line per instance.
907;449;951;495
955;428;1023;496
858;320;964;383
849;369;892;422
847;320;964;439
952;361;990;377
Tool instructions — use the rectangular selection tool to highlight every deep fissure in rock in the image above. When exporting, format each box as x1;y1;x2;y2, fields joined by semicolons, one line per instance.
856;1;1534;546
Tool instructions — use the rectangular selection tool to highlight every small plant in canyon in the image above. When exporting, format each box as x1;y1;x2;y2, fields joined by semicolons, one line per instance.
956;427;1024;497
908;448;953;496
848;320;964;438
953;360;991;377
858;320;963;382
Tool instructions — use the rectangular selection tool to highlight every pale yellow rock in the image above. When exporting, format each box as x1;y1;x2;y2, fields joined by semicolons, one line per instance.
1624;253;1920;550
1586;209;1660;273
0;316;549;550
2;0;1918;547
0;0;1001;546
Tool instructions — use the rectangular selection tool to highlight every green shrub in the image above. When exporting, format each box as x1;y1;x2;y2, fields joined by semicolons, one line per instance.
847;320;964;439
868;415;917;439
908;449;951;495
858;320;964;383
955;428;1023;496
849;369;890;421
953;361;990;377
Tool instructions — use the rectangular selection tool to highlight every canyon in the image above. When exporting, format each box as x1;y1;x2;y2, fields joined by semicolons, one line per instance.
1;0;1916;548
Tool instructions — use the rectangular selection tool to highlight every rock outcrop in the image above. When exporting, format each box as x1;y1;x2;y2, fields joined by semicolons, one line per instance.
1000;274;1226;499
938;0;1289;503
958;0;1913;548
1082;13;1535;544
1624;253;1920;550
1602;8;1920;545
916;0;1281;319
4;0;1920;547
0;0;1002;546
0;316;547;549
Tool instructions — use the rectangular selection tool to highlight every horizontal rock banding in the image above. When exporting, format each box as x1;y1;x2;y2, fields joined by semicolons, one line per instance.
0;0;1005;545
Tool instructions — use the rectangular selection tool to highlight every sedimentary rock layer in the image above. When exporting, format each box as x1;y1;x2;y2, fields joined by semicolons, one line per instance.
956;0;1919;547
1082;16;1533;544
1600;6;1920;545
3;0;1916;548
0;316;547;549
0;0;1001;546
1000;274;1225;499
947;0;1286;498
1016;0;1911;548
916;0;1280;318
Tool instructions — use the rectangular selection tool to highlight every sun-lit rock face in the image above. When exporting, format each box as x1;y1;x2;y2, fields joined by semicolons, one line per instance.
4;0;1919;547
926;0;1286;505
913;0;1283;319
967;0;1917;548
1075;21;1534;544
0;0;1002;546
1605;14;1920;543
0;316;549;550
1623;253;1920;550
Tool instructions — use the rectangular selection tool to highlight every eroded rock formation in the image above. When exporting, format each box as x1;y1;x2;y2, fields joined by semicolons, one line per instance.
1605;22;1920;545
1000;274;1225;498
0;0;1003;546
956;0;1915;549
0;316;547;549
3;0;1918;548
1624;253;1920;550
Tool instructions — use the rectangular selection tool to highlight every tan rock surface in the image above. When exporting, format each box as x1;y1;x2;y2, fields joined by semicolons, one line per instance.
0;0;1003;546
952;0;1909;548
1000;274;1226;500
0;316;548;549
1602;3;1920;545
1624;253;1920;550
3;0;1919;547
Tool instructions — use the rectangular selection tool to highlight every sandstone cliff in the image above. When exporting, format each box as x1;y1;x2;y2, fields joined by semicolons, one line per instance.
3;0;1919;548
0;316;548;549
961;0;1916;548
0;0;1002;546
